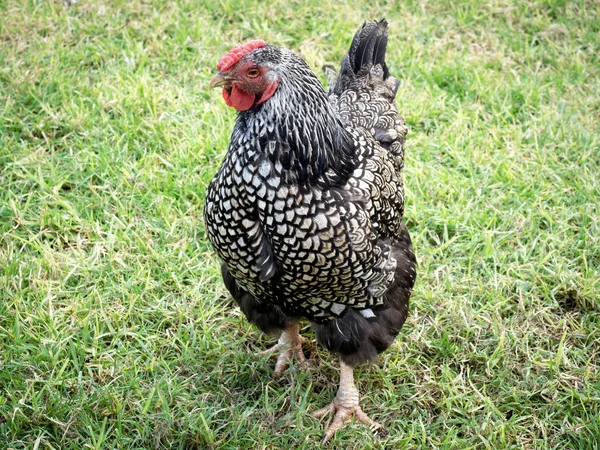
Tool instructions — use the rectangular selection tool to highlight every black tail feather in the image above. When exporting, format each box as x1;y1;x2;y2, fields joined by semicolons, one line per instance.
325;19;405;157
346;19;390;78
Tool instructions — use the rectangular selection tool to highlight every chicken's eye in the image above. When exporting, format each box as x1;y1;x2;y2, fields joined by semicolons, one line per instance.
246;68;260;78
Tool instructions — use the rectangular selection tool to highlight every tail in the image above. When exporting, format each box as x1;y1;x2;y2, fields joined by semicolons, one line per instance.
328;19;399;96
326;20;407;163
345;19;391;79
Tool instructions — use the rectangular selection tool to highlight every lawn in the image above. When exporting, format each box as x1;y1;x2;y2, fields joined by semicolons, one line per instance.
1;0;599;448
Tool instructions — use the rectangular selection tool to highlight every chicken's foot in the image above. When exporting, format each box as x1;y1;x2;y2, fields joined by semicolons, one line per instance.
260;322;306;376
313;360;387;443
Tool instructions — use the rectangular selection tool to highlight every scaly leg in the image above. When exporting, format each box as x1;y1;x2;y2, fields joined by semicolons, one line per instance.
260;322;306;376
313;360;386;443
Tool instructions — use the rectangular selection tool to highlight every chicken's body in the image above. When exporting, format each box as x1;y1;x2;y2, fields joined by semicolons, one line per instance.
205;20;416;441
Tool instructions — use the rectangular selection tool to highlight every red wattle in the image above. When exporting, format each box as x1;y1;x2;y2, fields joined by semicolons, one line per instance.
228;84;255;111
257;80;278;105
222;88;233;107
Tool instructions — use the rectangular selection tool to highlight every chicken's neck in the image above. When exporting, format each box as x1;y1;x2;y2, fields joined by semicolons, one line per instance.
235;73;356;186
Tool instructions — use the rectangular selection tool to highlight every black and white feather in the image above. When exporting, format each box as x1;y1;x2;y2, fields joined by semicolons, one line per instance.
204;19;416;366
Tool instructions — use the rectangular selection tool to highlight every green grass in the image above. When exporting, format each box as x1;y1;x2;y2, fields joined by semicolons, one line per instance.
1;0;599;448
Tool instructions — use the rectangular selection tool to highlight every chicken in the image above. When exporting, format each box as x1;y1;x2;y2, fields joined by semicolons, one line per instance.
205;20;416;442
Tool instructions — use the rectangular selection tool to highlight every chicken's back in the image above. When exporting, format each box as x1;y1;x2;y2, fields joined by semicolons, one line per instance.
310;20;416;366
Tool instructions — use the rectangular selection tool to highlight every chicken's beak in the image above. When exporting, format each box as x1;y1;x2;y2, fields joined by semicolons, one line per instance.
209;72;232;89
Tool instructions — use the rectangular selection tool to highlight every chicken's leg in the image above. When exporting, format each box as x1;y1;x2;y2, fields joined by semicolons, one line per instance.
313;360;386;443
260;322;306;376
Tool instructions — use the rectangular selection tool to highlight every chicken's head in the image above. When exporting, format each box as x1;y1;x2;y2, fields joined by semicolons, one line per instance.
210;40;280;112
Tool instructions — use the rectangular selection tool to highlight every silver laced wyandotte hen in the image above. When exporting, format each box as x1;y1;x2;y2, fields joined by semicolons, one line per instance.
205;19;416;443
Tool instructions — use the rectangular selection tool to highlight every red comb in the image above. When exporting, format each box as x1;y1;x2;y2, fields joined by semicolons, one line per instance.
217;40;266;72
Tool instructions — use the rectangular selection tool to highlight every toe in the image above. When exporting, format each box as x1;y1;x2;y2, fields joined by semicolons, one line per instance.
320;407;353;444
294;347;306;364
259;342;284;356
355;408;382;429
312;403;334;419
273;352;292;376
355;408;387;437
315;404;386;443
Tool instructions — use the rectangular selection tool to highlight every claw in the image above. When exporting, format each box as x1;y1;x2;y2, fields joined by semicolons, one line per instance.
313;360;386;443
274;337;306;375
314;402;386;444
261;323;306;377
